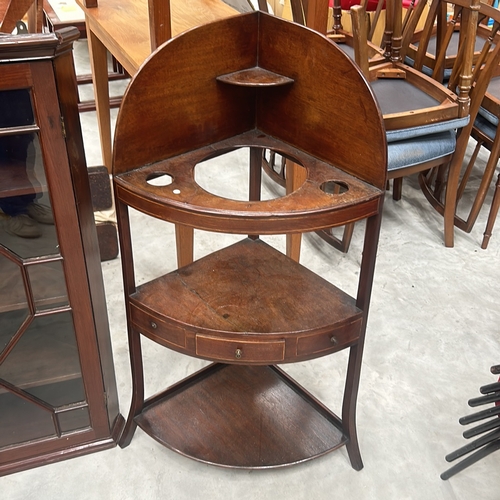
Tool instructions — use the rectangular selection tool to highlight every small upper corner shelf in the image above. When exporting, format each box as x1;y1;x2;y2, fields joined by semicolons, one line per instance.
216;66;294;87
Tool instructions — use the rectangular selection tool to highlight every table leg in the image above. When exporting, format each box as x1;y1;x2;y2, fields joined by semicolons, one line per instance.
286;160;307;262
175;224;194;268
86;21;113;171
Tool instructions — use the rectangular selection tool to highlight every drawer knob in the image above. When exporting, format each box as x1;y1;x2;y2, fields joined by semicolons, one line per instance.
151;322;157;329
235;348;243;359
330;336;338;345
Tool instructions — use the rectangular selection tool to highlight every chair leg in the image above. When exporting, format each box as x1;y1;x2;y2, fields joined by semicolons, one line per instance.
433;163;449;201
443;149;465;248
262;150;286;188
457;140;483;202
392;177;403;201
419;129;471;247
316;224;355;253
455;144;500;234
451;130;500;234
481;172;500;249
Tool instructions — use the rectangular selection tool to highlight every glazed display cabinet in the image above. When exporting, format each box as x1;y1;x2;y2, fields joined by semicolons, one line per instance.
0;28;123;476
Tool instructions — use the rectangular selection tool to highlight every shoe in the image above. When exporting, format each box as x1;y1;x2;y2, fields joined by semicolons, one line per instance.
26;202;54;224
5;214;42;238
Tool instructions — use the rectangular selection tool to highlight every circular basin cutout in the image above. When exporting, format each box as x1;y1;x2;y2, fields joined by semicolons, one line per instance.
195;147;304;201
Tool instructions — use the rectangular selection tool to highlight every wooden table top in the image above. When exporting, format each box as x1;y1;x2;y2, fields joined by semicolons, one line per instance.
76;0;238;75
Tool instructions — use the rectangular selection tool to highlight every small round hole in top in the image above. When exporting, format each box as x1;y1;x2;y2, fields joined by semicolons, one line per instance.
146;173;173;186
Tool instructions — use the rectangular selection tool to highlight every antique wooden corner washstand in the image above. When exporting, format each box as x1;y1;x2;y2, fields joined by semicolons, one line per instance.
113;12;387;470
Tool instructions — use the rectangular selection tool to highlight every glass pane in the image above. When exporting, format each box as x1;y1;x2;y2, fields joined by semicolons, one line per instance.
0;88;91;450
0;309;28;357
0;131;58;259
0;256;29;355
57;406;91;433
28;260;69;311
29;377;86;408
0;89;34;128
0;311;86;406
0;390;56;449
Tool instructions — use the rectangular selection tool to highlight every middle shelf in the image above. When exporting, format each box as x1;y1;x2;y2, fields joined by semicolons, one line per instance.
129;237;362;365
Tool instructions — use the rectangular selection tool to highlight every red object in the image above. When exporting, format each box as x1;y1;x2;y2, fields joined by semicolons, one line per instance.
329;0;418;11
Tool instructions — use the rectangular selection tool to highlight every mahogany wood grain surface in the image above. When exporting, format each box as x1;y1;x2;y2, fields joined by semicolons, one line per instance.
129;238;362;364
136;364;347;468
113;13;386;189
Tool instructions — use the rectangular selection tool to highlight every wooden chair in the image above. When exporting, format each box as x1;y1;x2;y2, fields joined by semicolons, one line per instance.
113;10;387;470
404;1;495;83
328;0;387;66
265;0;478;253
316;0;484;253
420;1;500;249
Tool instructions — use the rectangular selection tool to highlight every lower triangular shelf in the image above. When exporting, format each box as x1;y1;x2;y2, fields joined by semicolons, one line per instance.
135;363;347;469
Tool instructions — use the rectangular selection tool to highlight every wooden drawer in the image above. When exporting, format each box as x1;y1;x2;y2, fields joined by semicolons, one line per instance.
296;319;361;357
130;303;186;349
196;334;285;363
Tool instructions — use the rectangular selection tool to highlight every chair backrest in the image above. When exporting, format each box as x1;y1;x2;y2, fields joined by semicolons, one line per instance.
331;0;386;42
351;0;500;163
399;0;500;121
402;0;477;77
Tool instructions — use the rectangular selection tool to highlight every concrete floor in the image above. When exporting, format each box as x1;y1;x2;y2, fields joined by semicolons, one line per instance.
2;39;500;499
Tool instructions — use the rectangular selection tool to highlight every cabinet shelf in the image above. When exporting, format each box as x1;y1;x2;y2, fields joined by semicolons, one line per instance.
0;160;46;199
0;256;68;313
